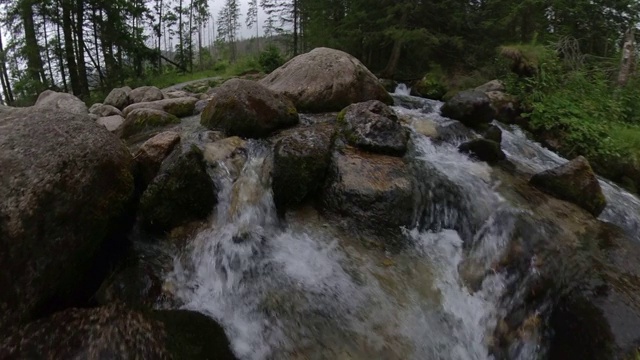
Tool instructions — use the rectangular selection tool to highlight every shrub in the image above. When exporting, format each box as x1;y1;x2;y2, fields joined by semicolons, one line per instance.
258;45;285;74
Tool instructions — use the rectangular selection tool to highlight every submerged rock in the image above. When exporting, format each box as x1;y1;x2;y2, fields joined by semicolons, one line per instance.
201;78;299;138
203;136;248;181
134;131;181;187
35;90;88;115
272;122;335;212
530;156;606;216
338;100;409;156
322;147;415;242
104;86;132;110
139;147;216;234
260;47;393;112
122;97;198;118
129;86;164;104
0;107;134;329
122;108;180;139
0;304;169;359
440;90;496;129
458;138;506;164
483;124;503;144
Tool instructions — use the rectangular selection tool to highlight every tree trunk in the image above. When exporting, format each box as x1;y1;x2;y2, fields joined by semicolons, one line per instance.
92;6;104;86
157;0;163;71
41;12;55;88
0;27;14;104
380;6;408;79
618;28;636;87
75;0;90;99
55;16;69;92
62;0;81;95
188;0;194;72
178;0;183;69
21;0;46;91
293;0;299;55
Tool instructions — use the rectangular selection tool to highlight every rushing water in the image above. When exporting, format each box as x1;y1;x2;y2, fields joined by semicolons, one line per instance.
164;91;640;359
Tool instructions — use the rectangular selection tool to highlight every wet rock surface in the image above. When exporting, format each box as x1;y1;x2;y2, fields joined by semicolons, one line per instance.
122;108;180;139
459;138;506;164
440;90;496;129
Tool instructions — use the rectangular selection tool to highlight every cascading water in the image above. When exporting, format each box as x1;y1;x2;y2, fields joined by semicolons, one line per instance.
395;83;412;96
164;93;640;359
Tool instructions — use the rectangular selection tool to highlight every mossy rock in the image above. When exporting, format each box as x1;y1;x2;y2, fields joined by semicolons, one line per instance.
151;310;237;360
122;108;180;138
272;123;335;213
530;156;607;216
139;147;216;234
412;75;447;100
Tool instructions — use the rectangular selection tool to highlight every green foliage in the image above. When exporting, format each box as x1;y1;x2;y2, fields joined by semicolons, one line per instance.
258;45;285;74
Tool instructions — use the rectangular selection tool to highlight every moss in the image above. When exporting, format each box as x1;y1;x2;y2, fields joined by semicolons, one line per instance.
139;148;216;234
124;111;180;138
165;101;196;117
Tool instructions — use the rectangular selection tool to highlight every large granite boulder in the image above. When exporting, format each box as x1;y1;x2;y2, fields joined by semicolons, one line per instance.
122;97;198;118
35;90;88;115
121;108;180;139
129;86;164;104
104;86;132;110
271;123;335;212
0;107;134;329
201;78;299;138
260;47;393;112
338;100;409;156
440;90;496;129
139;147;216;234
89;103;123;117
322;147;415;240
97;114;125;134
134;131;182;187
0;304;169;359
530;156;606;216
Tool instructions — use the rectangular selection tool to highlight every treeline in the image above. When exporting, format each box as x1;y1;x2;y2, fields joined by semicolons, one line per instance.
1;0;639;105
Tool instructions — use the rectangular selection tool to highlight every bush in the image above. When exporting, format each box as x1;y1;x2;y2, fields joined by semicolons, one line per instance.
258;45;285;74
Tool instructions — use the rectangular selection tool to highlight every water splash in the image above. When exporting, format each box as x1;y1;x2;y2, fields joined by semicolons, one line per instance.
394;83;412;96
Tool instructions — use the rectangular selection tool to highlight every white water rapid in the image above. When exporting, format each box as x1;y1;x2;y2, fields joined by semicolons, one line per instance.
164;93;640;360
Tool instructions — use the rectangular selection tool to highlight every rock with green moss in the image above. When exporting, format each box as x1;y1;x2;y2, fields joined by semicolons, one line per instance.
440;90;496;129
122;97;198;118
0;107;134;330
122;108;180;138
201;78;299;138
458;138;506;164
151;310;237;360
183;81;211;94
338;100;409;156
530;156;606;216
412;75;447;100
0;304;169;359
322;146;415;241
129;86;164;104
271;122;335;213
139;147;216;234
260;47;393;112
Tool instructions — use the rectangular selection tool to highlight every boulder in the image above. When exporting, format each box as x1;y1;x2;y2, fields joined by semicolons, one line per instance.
97;114;125;134
104;86;132;110
337;100;409;156
529;156;606;216
139;147;216;234
194;99;209;114
458;138;506;164
484;124;502;144
0;305;169;359
475;80;506;93
322;147;415;238
201;78;299;138
272;123;335;212
440;90;496;129
486;91;519;123
129;86;164;104
162;89;197;99
122;97;198;118
0;107;134;330
0;105;16;114
121;108;180;139
35;90;87;115
151;310;237;360
89;103;123;117
412;119;439;138
260;47;393;112
379;78;398;93
134;131;181;187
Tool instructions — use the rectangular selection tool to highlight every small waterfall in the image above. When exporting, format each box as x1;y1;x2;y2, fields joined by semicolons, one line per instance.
394;83;412;96
162;92;640;360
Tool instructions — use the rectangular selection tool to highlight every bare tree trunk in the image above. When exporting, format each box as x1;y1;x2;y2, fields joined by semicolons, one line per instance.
380;7;408;79
41;11;56;88
293;0;298;56
21;0;46;90
62;0;81;95
0;27;14;104
92;6;104;86
188;0;194;72
157;0;163;71
75;0;90;99
55;15;69;92
618;28;636;87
